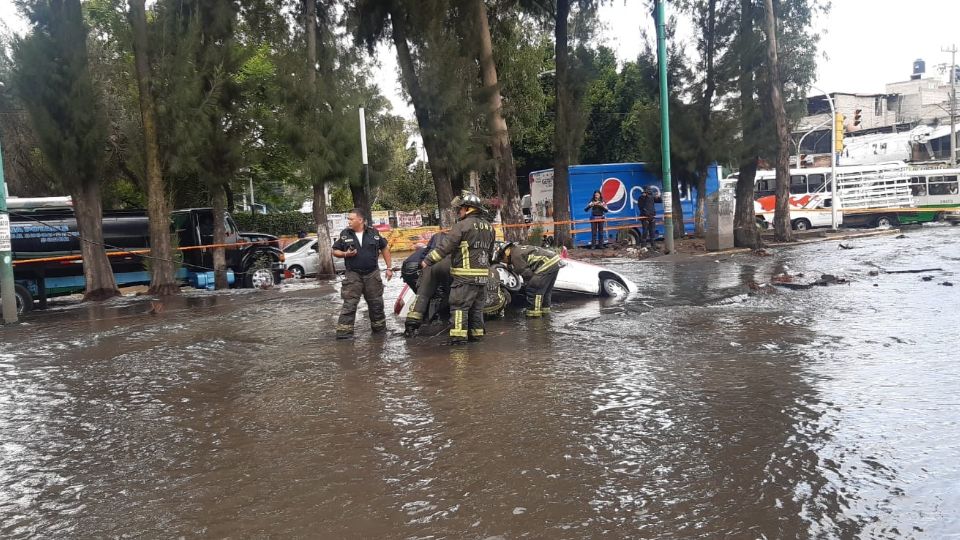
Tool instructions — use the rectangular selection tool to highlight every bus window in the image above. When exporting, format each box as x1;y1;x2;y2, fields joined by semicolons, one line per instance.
910;176;927;196
928;176;954;196
808;174;825;192
944;175;959;195
755;178;775;197
789;175;808;194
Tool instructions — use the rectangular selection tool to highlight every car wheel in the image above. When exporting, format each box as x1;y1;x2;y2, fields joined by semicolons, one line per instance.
874;215;898;229
618;229;641;246
289;265;305;279
10;284;34;314
600;277;629;298
244;254;276;288
792;218;812;231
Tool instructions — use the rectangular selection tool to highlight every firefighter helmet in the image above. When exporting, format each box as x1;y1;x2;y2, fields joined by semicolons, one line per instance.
457;191;484;210
495;242;515;264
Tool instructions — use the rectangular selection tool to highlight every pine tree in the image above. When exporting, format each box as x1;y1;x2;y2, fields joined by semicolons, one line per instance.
12;0;120;301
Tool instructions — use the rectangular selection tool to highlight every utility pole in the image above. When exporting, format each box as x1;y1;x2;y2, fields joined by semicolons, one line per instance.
359;106;371;222
0;138;17;324
943;45;957;166
655;0;675;254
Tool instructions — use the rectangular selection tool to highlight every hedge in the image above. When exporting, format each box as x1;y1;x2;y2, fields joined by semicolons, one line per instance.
233;211;315;237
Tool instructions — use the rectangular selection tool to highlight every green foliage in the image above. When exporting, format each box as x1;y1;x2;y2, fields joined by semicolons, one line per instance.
11;0;107;192
233;211;314;236
526;225;544;246
377;161;438;211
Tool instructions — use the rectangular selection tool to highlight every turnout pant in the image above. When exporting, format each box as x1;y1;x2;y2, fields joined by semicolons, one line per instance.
448;281;487;341
337;270;386;334
406;259;450;328
640;216;656;247
524;268;560;317
590;218;605;248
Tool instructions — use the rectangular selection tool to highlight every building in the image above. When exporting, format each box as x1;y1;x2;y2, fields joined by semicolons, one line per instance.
793;59;958;167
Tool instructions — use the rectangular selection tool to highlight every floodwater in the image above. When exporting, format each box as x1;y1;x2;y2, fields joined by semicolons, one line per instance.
1;226;959;538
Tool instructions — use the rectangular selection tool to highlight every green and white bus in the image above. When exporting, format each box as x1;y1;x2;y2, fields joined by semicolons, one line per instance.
904;167;960;223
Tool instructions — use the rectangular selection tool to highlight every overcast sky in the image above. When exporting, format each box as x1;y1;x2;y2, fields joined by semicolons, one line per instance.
2;0;957;116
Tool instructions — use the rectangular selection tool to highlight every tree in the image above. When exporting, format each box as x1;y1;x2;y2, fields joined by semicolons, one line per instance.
469;0;523;241
12;0;120;302
762;0;792;242
128;0;180;294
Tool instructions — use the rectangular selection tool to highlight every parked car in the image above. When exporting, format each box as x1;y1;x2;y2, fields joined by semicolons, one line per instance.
283;237;344;278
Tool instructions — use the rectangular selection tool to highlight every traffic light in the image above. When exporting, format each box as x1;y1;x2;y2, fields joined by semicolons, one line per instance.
853;108;862;127
835;112;845;152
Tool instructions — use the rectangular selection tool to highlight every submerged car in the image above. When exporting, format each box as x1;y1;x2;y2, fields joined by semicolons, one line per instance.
394;248;637;317
282;237;344;278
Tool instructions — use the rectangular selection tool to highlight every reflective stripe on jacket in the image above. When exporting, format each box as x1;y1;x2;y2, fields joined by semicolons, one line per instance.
423;212;495;281
509;245;561;279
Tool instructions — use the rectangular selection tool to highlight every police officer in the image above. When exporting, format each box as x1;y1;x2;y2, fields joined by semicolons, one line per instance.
638;185;660;249
497;242;561;317
421;192;495;344
332;208;393;339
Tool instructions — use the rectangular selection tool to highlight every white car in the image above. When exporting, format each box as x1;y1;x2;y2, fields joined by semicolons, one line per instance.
394;252;637;317
282;238;344;278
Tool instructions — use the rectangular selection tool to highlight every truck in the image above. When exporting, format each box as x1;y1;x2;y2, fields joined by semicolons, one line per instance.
528;162;723;246
729;161;917;230
4;197;285;313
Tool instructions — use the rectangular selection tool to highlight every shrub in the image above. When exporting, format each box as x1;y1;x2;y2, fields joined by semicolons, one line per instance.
233;211;315;236
526;225;544;246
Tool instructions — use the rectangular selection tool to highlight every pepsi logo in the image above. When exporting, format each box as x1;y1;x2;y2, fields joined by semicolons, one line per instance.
600;177;627;213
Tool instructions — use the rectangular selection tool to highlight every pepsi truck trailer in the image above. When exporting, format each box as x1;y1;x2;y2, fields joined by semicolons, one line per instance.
528;162;722;247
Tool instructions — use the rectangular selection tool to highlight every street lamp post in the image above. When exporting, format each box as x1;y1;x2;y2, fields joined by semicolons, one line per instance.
655;0;675;254
795;117;831;169
811;86;839;230
0;137;17;324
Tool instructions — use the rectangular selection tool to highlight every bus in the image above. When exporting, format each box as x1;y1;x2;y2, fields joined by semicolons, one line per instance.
904;167;960;223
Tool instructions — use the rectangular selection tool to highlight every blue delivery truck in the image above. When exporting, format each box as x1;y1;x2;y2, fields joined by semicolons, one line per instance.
528;162;722;247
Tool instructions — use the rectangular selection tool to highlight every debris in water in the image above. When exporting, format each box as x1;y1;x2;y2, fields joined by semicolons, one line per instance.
921;276;934;281
884;267;943;274
147;301;165;315
868;270;880;276
838;243;854;249
896;234;907;239
943;282;955;287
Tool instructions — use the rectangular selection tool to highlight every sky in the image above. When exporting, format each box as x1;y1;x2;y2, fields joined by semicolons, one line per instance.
1;0;957;116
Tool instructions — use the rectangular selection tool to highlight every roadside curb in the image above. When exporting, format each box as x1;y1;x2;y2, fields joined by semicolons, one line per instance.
689;228;902;257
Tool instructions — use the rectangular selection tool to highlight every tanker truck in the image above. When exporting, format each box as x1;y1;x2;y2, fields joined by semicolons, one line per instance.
3;197;285;313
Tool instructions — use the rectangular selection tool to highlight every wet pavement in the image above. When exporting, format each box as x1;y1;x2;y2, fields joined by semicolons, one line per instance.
1;226;958;538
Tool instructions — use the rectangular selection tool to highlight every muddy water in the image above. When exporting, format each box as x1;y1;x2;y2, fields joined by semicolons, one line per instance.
1;227;958;538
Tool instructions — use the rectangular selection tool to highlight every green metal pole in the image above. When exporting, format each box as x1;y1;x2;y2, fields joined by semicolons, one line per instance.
655;0;675;254
0;136;18;324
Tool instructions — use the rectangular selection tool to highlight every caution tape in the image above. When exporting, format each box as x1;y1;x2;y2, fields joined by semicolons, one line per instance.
12;239;279;266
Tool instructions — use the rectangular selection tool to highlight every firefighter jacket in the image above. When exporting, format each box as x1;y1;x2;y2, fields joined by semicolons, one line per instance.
423;212;495;283
508;245;561;281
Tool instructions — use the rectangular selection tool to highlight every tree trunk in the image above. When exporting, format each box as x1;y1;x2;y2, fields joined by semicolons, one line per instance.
694;173;707;236
735;158;762;248
350;181;371;217
72;180;121;301
552;0;573;248
129;0;178;296
225;183;235;213
762;0;792;242
212;186;228;289
734;0;761;249
313;183;336;279
390;10;455;227
473;0;522;242
671;179;684;238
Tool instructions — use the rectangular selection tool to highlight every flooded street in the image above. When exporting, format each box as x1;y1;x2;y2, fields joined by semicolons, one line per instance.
2;227;959;538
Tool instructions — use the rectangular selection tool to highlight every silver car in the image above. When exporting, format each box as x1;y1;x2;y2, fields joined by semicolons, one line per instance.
282;238;344;278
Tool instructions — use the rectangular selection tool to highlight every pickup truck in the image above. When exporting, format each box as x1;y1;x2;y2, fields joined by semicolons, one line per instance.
5;203;284;313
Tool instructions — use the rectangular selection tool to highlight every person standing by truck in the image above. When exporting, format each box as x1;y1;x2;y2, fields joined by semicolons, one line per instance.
638;185;660;249
421;192;495;344
332;209;393;339
584;190;609;249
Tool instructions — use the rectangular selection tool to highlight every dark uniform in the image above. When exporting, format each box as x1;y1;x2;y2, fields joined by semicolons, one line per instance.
332;226;388;337
507;245;561;317
405;256;451;334
638;190;658;248
423;208;495;343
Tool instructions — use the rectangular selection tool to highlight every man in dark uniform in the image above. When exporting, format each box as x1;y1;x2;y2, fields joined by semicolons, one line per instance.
421;192;495;344
638;185;660;249
497;242;561;317
332;209;393;339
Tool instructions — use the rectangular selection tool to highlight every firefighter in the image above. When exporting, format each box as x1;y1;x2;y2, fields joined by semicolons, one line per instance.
421;192;495;344
497;242;561;317
331;208;393;339
404;253;451;337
